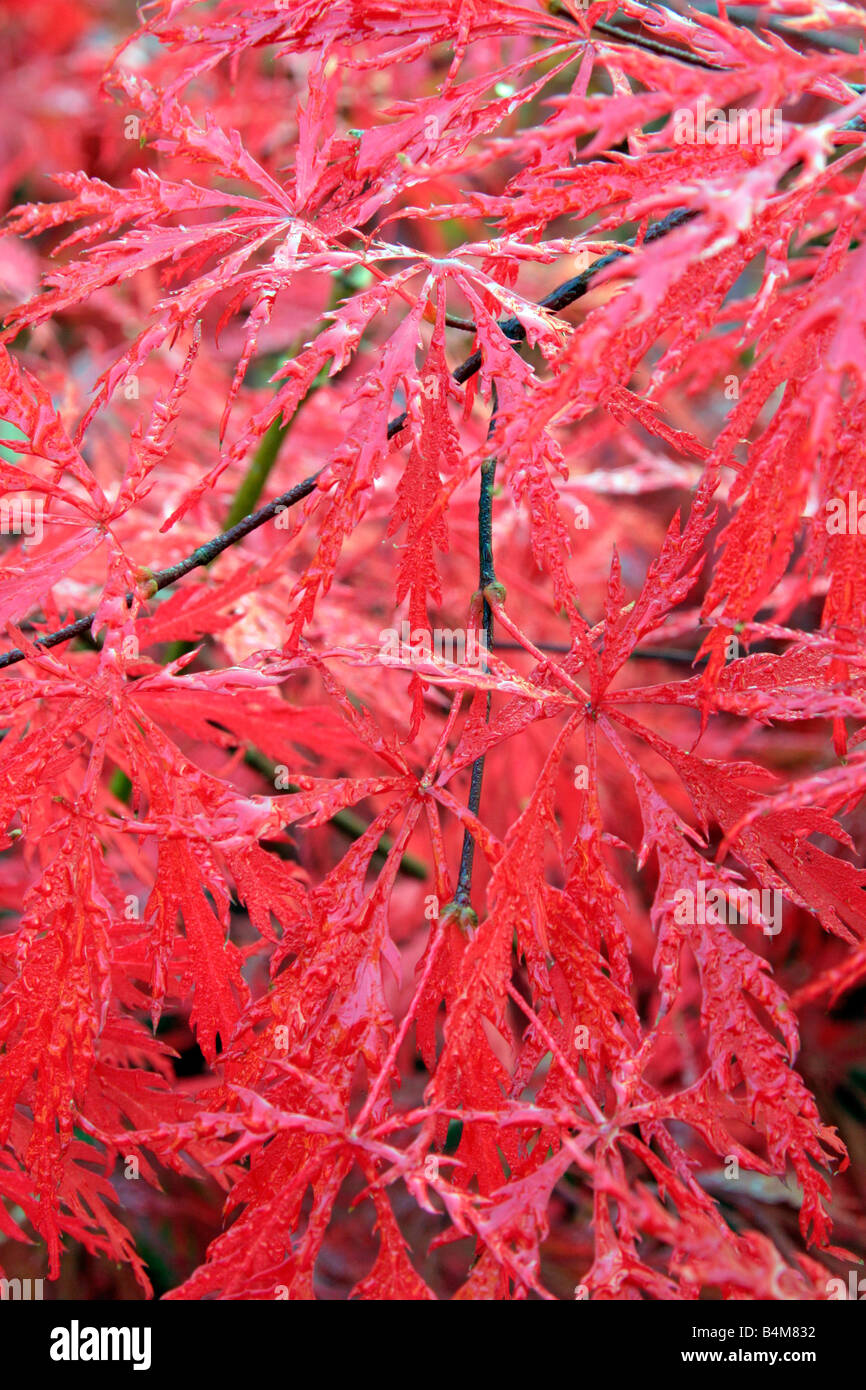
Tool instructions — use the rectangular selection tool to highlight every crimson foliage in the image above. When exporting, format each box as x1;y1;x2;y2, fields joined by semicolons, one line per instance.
1;0;866;1300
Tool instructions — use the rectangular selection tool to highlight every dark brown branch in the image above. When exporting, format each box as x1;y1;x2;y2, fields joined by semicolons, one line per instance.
493;640;702;664
586;9;864;90
386;205;697;439
454;394;501;907
0;209;698;673
0;471;319;670
592;18;722;70
548;5;728;70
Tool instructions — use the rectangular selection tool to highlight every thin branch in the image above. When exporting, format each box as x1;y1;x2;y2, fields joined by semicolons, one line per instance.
454;393;501;908
592;18;722;69
386;207;697;438
549;5;728;69
0;471;319;670
443;312;477;332
493;640;701;664
583;8;865;105
0;209;698;673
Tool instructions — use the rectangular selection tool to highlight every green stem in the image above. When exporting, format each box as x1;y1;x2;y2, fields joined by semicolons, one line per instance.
224;413;290;530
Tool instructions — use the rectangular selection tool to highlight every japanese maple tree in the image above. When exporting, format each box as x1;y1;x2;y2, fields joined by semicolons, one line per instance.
1;0;866;1300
